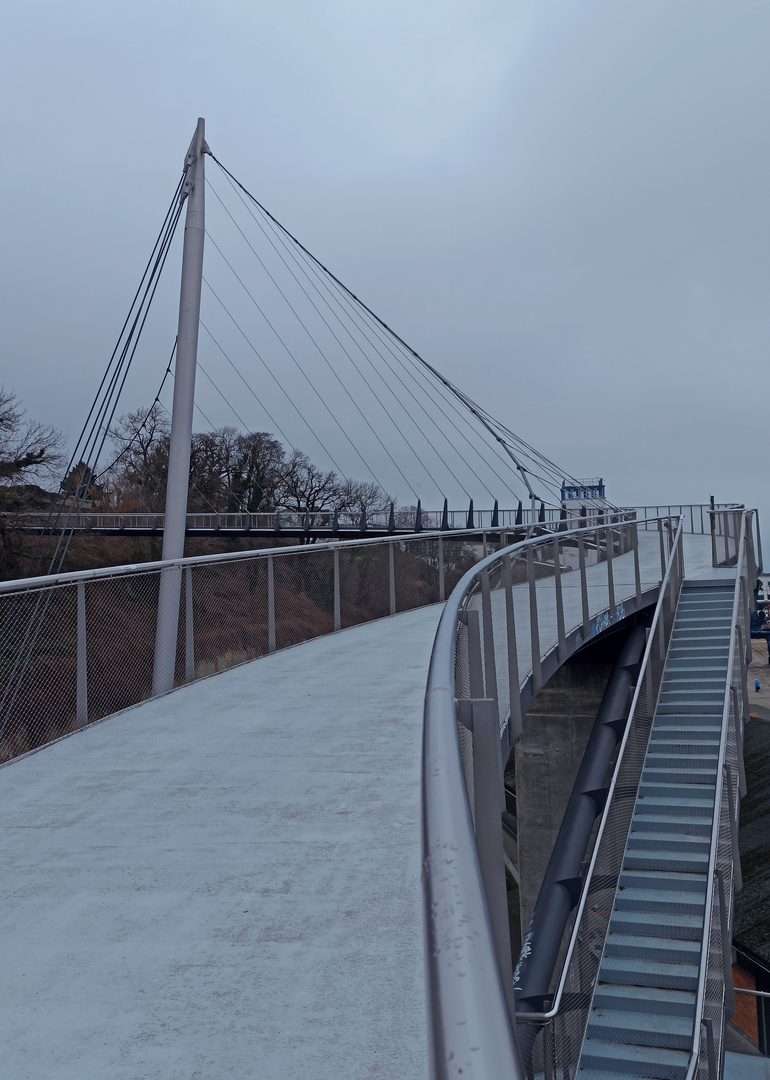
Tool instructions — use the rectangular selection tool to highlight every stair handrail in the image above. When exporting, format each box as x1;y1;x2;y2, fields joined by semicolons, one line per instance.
514;516;685;1032
684;509;752;1080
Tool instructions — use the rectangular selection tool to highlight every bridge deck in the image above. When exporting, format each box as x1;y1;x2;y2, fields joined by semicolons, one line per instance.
0;532;718;1078
1;606;440;1080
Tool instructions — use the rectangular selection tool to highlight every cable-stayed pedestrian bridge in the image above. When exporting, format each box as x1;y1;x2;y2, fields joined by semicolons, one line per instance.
0;505;760;1080
1;121;764;1079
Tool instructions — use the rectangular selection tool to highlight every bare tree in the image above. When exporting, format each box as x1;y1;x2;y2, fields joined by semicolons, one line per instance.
102;404;171;511
275;450;340;514
0;388;65;485
334;478;393;517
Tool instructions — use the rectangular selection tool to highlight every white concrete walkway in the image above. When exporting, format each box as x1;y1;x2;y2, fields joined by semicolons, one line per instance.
0;530;718;1079
1;606;441;1080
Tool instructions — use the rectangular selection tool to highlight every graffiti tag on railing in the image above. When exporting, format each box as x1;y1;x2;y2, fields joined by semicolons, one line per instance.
589;601;625;639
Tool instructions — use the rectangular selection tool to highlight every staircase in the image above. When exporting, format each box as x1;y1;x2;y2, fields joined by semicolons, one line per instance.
578;580;735;1080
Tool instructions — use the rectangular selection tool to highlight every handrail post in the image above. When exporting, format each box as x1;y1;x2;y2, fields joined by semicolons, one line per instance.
76;580;88;729
578;535;590;636
480;571;499;715
464;608;485;698
606;526;616;618
553;536;566;663
389;540;396;615
268;555;276;653
702;1017;717;1080
633;523;642;604
658;518;666;579
438;536;445;602
185;566;194;684
527;544;542;692
503;554;522;742
333;547;341;632
458;695;513;1009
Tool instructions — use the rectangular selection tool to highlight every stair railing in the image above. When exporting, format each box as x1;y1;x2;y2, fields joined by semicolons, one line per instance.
513;516;686;1079
422;516;681;1079
686;510;754;1080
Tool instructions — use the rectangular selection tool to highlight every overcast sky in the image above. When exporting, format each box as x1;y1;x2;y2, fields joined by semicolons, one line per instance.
1;1;768;541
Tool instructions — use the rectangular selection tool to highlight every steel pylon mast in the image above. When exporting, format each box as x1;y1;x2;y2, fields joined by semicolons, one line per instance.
152;118;207;696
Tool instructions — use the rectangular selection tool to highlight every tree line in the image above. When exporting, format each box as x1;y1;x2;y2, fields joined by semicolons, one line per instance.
97;404;392;516
0;391;392;519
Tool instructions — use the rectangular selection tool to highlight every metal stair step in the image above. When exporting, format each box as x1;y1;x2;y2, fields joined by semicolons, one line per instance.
675;616;731;623
642;768;717;786
665;660;729;672
604;933;701;965
629;815;711;836
600;955;699;991
614;888;705;915
623;849;709;873
658;689;724;700
609;910;704;941
579;1037;690;1078
627;830;710;853
645;752;718;767
661;679;725;691
586;1007;693;1049
648;729;721;743
592;982;697;1015
650;714;722;727
656;703;723;715
619;869;707;893
635;797;713;818
638;782;716;800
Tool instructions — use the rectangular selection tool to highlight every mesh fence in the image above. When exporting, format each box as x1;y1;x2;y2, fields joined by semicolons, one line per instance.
0;531;491;764
711;509;745;568
692;543;748;1080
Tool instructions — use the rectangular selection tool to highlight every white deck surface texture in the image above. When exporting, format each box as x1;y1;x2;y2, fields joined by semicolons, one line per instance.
1;605;442;1080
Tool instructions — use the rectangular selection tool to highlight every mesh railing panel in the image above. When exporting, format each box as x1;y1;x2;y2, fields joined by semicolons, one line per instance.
338;543;389;628
85;570;163;718
0;530;499;764
0;582;79;760
192;557;272;675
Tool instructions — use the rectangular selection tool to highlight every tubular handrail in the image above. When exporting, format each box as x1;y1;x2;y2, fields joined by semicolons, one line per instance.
0;527;484;594
422;515;680;1078
0;512;633;596
684;510;750;1080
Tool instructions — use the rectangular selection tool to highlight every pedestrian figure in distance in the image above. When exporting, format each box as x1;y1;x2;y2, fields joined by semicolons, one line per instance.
756;678;761;693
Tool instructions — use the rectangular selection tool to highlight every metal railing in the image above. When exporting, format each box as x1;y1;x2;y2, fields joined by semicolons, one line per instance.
630;504;741;536
687;511;754;1080
512;518;686;1078
0;508;645;764
10;506;637;533
0;527;506;764
422;515;680;1079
